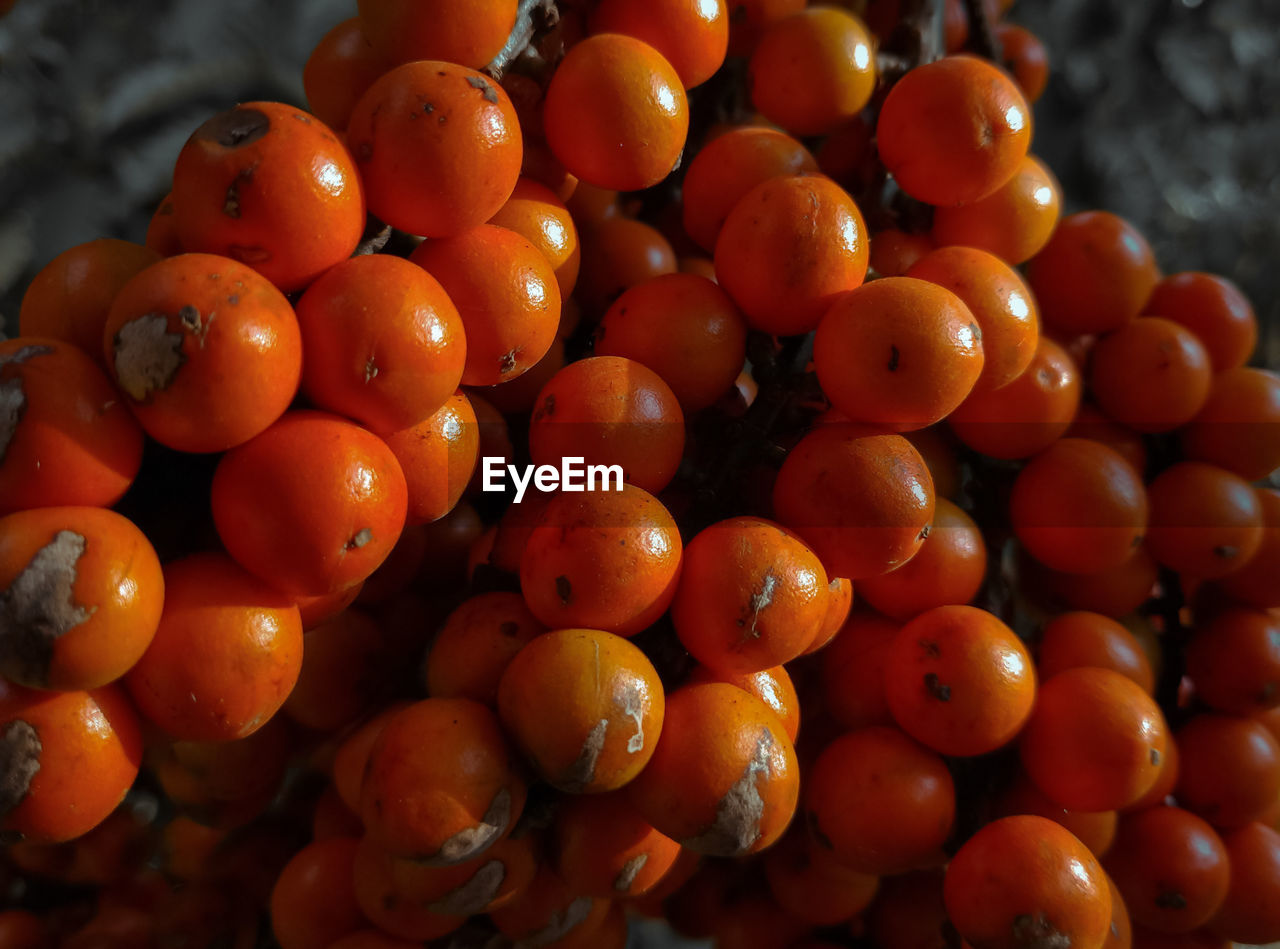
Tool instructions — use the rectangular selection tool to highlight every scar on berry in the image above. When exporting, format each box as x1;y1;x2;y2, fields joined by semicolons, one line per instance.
887;344;900;372
924;672;951;702
113;314;186;402
0;719;42;819
555;576;572;604
1011;912;1071;949
195;106;270;149
466;75;500;104
499;350;518;375
1150;747;1161;766
0;530;94;688
346;528;373;551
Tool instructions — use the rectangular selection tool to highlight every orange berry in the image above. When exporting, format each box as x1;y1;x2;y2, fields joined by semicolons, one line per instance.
1145;462;1264;579
360;698;526;863
0;683;141;844
211;410;408;597
590;0;729;88
0;338;143;516
715;174;868;336
296;255;466;434
124;552;302;741
412;224;560;386
773;423;935;579
1037;611;1156;695
748;7;877;136
877;55;1031;206
627;682;800;856
543;34;689;191
171;102;364;292
357;0;517;70
815;276;985;430
0;506;163;691
932;154;1062;265
1142;271;1257;371
18;239;160;364
1027;211;1161;337
302;17;387;131
1020;667;1168;812
884;605;1036;757
347;61;522;237
497;627;664;792
102;252;301;453
519;485;683;636
1180;367;1280;482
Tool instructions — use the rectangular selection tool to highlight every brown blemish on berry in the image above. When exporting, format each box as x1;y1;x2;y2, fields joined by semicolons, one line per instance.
614;853;649;893
888;344;901;372
1155;888;1187;910
924;673;951;702
0;530;95;687
113;314;185;402
555;575;571;604
466;75;500;104
561;718;607;792
0;345;55;463
425;787;512;866
683;727;773;857
522;896;594;947
1011;912;1072;949
0;719;41;820
499;350;518;375
428;859;506;915
178;305;216;348
194;106;271;149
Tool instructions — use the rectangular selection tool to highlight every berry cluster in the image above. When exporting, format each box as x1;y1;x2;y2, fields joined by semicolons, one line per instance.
1;0;1278;948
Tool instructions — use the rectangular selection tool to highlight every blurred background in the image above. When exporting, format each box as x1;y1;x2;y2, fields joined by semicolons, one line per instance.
1;0;1278;356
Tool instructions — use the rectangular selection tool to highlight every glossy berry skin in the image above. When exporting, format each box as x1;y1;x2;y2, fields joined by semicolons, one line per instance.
1027;211;1160;336
1142;271;1257;372
672;517;829;675
1010;438;1149;576
18;239;160;364
347;61;522;237
296;255;465;434
124;552;303;742
815;276;984;431
906;245;1040;393
680;126;817;253
412;225;560;386
519;485;683;637
594;273;748;412
805;726;955;874
1180;367;1280;482
1104;806;1230;934
360;698;527;864
0;338;143;517
748;7;877;136
269;837;365;949
1211;822;1280;944
543;34;689;191
0;682;141;844
1037;611;1156;695
877;55;1031;207
1145;462;1263;580
997;23;1049;102
627;682;799;857
528;356;685;495
945;815;1112;949
949;335;1082;460
772;423;935;580
172;102;364;292
590;0;729;89
1216;488;1280;609
302;17;387;131
382;392;479;527
497;628;664;793
994;769;1119;859
857;497;987;621
211;410;408;597
1019;667;1168;812
1090;318;1212;434
715;174;869;336
102;253;301;454
0;506;163;691
932;154;1062;265
884;605;1036;757
688;662;802;742
1184;607;1280;716
1173;714;1280;830
357;0;517;70
488;177;582;298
